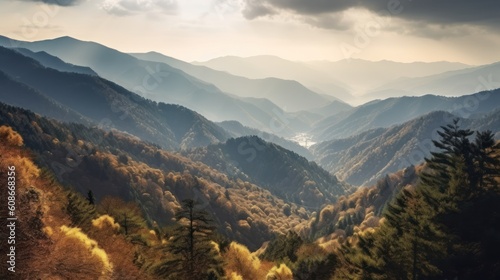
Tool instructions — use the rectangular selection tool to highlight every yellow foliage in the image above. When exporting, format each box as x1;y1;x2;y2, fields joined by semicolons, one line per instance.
92;215;120;230
224;242;261;280
0;125;23;146
43;226;53;237
228;272;243;280
211;241;220;253
59;226;113;274
266;263;293;280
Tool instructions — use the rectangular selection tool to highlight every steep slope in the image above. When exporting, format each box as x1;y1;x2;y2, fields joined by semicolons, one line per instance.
305;165;421;242
14;47;98;76
0;46;229;150
218;120;313;160
311;110;500;186
183;136;349;208
0;70;92;124
0;102;312;250
0;35;307;136
132;52;341;112
312;90;500;142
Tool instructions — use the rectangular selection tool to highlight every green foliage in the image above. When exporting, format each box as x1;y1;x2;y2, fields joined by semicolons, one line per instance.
66;191;97;228
183;136;348;207
87;190;95;205
155;199;224;280
262;231;303;263
98;196;146;236
340;120;500;279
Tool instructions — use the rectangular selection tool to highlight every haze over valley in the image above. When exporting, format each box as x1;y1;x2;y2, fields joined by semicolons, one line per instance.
1;1;500;279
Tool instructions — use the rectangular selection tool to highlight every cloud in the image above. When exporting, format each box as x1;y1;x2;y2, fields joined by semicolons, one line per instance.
242;1;276;19
101;0;178;16
301;13;352;31
241;0;500;31
19;0;82;6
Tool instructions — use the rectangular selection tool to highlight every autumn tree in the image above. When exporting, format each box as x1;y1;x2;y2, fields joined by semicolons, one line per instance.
266;263;293;280
98;196;146;236
155;199;224;279
223;242;262;279
339;121;500;279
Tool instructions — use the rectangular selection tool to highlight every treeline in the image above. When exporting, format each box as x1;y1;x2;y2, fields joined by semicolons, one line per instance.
335;120;500;279
0;127;305;279
183;136;349;208
0;103;312;249
1;100;499;279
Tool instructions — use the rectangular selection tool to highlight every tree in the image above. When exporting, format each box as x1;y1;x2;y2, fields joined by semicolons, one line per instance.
266;263;293;280
66;191;97;228
340;121;500;279
87;190;95;205
98;196;146;236
155;199;224;279
223;242;261;280
261;231;303;263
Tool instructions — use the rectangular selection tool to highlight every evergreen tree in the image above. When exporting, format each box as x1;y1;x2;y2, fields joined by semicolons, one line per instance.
155;199;224;280
340;121;500;279
87;190;95;205
98;196;146;236
66;191;97;228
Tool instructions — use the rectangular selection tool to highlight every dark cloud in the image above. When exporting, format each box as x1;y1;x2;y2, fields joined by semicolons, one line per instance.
101;0;178;16
302;14;352;31
20;0;81;6
242;2;276;19
242;0;500;30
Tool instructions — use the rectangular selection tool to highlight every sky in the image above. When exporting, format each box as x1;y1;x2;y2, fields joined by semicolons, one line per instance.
1;0;499;65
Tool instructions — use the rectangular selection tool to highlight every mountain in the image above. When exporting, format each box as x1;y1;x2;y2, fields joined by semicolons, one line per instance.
218;120;313;160
311;110;500;186
365;61;500;101
0;35;310;136
183;136;349;208
132;52;342;112
305;164;421;241
0;70;92;124
194;55;353;102
305;100;353;118
0;102;316;250
307;59;470;96
311;90;500;142
13;47;98;76
0;46;229;150
195;56;469;104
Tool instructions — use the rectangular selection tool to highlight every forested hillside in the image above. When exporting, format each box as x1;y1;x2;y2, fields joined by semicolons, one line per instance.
183;136;349;208
0;46;230;150
0;103;314;251
312;110;500;186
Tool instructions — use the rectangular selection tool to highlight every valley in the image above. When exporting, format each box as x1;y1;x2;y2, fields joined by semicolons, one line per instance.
0;25;499;279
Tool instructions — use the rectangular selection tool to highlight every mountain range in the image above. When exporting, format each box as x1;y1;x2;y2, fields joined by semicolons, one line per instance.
310;91;500;142
0;46;229;150
0;35;325;137
132;52;345;112
311;108;500;186
195;55;471;104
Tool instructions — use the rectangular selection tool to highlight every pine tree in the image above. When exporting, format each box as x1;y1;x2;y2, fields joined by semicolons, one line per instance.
87;190;95;205
156;199;224;279
66;191;97;228
341;121;500;279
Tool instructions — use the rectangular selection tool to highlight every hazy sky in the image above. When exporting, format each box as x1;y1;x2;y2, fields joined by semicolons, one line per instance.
1;0;499;64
